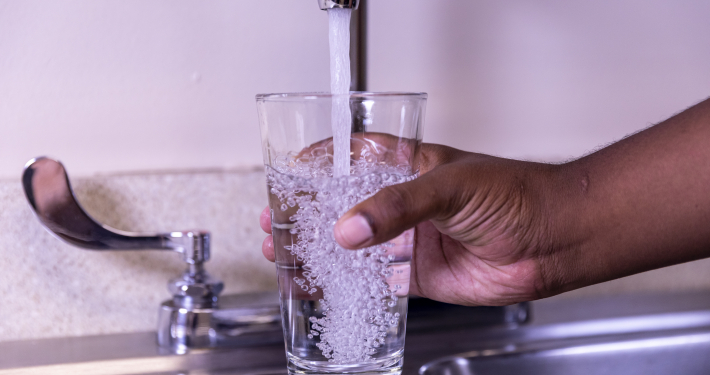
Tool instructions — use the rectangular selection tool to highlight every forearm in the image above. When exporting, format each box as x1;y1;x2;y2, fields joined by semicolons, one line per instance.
552;97;710;292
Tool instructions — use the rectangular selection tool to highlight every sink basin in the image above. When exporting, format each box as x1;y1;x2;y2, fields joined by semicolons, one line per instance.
422;331;710;375
420;299;710;375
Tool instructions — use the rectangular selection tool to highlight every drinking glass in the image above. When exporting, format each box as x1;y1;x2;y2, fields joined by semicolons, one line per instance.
256;92;426;375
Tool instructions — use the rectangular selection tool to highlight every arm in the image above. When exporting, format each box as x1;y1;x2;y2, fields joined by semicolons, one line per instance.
551;97;710;294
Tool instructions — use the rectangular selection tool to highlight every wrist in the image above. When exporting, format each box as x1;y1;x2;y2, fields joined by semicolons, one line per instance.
533;161;592;297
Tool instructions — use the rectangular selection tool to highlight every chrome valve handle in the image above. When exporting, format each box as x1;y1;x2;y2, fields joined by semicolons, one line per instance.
22;157;223;308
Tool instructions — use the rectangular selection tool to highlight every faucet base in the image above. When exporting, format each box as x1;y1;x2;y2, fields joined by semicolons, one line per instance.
157;292;283;354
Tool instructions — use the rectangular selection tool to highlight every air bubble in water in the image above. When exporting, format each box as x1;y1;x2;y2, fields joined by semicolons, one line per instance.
266;156;417;364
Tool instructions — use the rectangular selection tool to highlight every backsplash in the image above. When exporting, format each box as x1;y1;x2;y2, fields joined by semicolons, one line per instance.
1;168;710;342
0;168;275;342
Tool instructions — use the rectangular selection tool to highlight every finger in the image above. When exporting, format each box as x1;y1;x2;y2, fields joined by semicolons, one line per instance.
260;206;272;234
262;235;275;262
333;144;464;250
334;164;456;249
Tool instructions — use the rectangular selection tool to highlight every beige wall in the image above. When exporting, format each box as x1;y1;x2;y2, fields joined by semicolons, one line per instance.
3;1;710;179
0;0;330;179
368;0;710;161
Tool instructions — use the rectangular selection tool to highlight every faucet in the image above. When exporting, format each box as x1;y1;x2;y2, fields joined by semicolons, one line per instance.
22;157;282;354
318;0;359;9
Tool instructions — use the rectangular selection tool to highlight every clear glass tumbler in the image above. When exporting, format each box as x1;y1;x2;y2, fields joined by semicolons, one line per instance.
256;92;426;375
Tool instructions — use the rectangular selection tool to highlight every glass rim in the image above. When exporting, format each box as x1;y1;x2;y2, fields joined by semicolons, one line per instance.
255;91;427;101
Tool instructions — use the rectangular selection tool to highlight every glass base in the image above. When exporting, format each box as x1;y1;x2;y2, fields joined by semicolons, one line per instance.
287;351;403;375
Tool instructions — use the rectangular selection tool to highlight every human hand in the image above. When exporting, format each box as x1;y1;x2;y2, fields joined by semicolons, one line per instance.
261;142;564;306
333;144;567;306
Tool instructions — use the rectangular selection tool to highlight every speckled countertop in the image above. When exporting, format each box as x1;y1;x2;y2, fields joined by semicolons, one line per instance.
1;168;710;343
0;168;276;342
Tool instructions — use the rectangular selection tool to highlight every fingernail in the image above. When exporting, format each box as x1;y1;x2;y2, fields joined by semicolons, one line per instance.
335;214;373;248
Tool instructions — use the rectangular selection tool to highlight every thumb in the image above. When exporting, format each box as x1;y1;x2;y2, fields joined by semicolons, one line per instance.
333;166;454;249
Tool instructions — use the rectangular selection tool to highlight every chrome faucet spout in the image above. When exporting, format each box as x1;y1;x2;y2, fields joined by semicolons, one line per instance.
318;0;359;10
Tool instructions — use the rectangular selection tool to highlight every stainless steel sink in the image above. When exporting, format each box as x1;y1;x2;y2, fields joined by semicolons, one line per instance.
419;292;710;375
3;292;710;375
